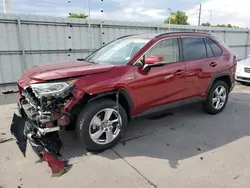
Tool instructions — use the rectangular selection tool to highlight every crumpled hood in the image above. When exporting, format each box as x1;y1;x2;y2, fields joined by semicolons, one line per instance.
24;60;115;81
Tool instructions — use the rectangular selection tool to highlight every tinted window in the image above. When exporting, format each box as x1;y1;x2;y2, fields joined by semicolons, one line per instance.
205;39;213;57
207;38;223;56
145;38;179;63
182;37;207;61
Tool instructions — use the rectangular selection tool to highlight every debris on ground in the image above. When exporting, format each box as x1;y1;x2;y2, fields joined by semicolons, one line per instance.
0;138;14;144
234;175;240;180
1;133;6;135
200;157;204;160
197;147;202;151
1;90;18;94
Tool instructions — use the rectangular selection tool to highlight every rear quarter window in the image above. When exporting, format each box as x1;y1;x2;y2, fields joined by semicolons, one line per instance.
211;35;234;53
206;38;223;56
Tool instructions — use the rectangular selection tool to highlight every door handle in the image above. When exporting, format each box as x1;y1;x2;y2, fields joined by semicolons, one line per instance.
174;69;184;75
209;62;217;67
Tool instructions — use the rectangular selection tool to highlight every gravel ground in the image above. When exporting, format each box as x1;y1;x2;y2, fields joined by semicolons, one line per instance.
1;83;250;188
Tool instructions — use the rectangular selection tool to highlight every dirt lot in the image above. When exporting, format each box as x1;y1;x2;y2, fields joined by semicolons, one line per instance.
1;84;250;188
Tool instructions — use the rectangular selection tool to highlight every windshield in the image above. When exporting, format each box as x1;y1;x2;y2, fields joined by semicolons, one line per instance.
85;37;150;65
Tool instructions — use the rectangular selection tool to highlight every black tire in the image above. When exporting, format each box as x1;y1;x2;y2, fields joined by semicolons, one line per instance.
203;80;229;115
76;99;128;151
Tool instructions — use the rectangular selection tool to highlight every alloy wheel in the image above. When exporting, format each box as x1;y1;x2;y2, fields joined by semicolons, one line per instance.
212;85;227;110
89;108;122;145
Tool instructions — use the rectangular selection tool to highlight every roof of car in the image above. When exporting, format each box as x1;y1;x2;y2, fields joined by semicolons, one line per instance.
122;34;157;39
122;32;212;39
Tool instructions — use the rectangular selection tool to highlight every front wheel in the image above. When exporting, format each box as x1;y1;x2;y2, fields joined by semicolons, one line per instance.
76;99;128;151
203;81;229;115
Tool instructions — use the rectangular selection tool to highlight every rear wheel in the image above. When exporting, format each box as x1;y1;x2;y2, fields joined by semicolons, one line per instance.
76;99;128;151
203;81;229;115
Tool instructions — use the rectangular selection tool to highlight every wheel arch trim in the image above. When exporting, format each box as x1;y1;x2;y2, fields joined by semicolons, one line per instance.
87;88;134;110
207;72;234;92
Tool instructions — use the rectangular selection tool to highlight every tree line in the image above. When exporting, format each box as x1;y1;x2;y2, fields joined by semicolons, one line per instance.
68;12;241;28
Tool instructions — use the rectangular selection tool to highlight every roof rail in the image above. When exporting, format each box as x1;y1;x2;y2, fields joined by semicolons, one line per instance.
156;31;211;38
116;34;137;40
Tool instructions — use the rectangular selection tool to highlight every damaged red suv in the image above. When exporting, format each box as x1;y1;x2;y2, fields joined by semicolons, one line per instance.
14;32;236;154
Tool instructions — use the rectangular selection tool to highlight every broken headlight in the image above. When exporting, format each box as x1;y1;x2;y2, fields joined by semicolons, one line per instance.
30;82;73;98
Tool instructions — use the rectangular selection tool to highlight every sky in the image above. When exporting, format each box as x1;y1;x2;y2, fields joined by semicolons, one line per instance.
0;0;249;27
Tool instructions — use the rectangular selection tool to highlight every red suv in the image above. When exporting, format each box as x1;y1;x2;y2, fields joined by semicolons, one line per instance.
14;32;236;152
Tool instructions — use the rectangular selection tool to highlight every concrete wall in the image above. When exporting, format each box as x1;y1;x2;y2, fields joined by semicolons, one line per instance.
0;13;250;84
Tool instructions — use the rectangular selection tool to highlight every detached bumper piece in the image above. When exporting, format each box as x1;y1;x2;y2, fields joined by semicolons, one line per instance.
10;113;27;157
10;113;72;177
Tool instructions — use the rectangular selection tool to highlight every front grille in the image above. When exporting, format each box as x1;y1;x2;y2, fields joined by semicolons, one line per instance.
244;67;250;73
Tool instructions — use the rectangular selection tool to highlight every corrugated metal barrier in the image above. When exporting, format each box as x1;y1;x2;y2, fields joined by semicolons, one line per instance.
0;13;250;84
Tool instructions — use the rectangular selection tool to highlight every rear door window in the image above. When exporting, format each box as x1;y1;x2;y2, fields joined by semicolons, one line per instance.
182;37;207;61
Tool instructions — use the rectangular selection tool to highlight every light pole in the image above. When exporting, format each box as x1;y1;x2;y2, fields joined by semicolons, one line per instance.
209;10;212;33
87;0;92;53
168;8;171;31
3;0;12;14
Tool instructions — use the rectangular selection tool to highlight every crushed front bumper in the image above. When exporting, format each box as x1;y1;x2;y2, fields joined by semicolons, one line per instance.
10;105;72;177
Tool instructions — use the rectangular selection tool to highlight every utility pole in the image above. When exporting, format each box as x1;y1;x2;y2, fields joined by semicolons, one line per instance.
3;0;12;14
87;0;92;53
209;10;212;33
168;8;171;31
198;4;201;26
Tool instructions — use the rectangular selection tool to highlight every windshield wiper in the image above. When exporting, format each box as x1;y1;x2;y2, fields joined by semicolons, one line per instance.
77;58;96;64
77;58;85;61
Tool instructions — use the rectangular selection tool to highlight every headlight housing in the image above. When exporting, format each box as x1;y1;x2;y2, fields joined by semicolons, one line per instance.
30;82;74;98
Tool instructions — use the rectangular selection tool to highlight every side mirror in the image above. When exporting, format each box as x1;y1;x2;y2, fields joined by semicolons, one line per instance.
143;55;165;72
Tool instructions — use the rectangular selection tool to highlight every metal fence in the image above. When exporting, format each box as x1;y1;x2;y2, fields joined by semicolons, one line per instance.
1;13;250;84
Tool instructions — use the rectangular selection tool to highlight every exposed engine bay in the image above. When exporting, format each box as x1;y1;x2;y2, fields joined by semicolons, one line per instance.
19;82;75;130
